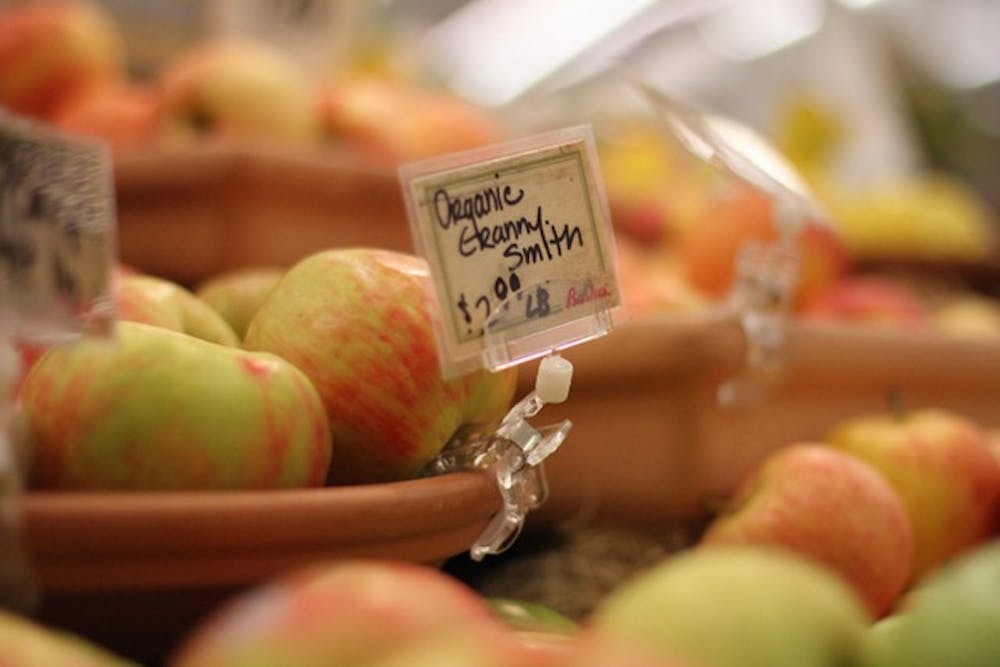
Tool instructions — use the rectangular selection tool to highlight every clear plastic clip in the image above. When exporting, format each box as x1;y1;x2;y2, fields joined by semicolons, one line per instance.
718;200;802;406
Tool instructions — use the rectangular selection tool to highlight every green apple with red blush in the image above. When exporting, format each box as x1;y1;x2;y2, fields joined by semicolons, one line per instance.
243;248;518;484
194;266;286;340
117;273;240;346
173;559;509;667
19;321;330;491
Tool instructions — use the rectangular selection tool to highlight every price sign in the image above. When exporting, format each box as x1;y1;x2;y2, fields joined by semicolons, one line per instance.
0;113;117;342
402;126;622;379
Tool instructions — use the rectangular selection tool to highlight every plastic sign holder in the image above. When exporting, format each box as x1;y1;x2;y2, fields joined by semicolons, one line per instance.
402;126;622;559
0;112;117;609
632;79;830;406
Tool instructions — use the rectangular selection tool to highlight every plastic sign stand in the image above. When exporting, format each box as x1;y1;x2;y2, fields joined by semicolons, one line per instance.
0;113;118;610
632;79;825;406
402;126;622;558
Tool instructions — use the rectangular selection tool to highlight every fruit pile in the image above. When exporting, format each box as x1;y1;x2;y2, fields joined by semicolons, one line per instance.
0;1;503;163
14;248;516;491
602;120;1000;336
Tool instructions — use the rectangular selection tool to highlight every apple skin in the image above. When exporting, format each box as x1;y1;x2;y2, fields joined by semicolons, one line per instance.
172;560;509;667
19;321;330;491
316;75;503;164
194;266;286;340
243;248;517;484
861;540;1000;667
0;0;124;120
676;186;849;309
799;277;929;330
158;40;319;145
0;609;135;666
592;545;870;667
701;443;914;617
931;294;1000;339
117;274;240;346
50;81;159;150
827;409;1000;581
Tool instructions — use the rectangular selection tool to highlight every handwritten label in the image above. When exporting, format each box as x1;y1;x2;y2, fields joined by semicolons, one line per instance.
0;113;116;341
402;125;620;378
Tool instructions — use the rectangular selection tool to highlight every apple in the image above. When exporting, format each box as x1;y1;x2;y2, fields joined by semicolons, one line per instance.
615;239;708;316
172;560;509;667
931;294;1000;339
50;81;159;150
701;443;914;616
117;274;240;346
365;629;551;667
676;185;849;308
0;609;134;666
194;266;286;340
799;276;930;330
827;409;1000;581
591;545;871;667
243;248;517;484
860;540;1000;667
0;0;124;120
158;40;319;145
19;321;330;490
316;74;503;164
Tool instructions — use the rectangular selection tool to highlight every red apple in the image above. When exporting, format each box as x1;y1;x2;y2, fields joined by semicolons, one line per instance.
827;409;1000;581
172;560;508;667
0;609;132;666
677;186;849;308
21;321;331;491
243;248;517;484
0;0;124;120
800;276;930;330
158;40;319;145
316;74;503;164
701;443;914;616
50;81;159;150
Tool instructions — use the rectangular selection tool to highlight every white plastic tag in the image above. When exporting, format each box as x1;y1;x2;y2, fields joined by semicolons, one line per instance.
0;112;117;343
401;125;622;379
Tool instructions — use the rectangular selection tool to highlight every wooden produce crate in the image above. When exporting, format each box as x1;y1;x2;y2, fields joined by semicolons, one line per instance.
114;145;411;285
524;312;1000;527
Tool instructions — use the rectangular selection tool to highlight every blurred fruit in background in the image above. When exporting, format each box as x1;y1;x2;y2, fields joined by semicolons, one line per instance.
0;609;134;666
0;0;125;120
49;81;159;149
677;185;850;310
315;72;505;164
799;275;930;331
158;39;320;146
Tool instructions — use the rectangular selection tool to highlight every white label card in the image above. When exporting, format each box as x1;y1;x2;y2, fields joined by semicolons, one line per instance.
402;125;622;379
0;113;117;342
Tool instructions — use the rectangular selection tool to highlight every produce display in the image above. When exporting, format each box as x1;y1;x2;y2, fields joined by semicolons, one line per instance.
1;1;999;666
0;0;504;162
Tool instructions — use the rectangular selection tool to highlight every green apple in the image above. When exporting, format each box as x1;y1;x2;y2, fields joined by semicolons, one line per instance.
118;274;240;346
827;409;1000;580
20;321;330;490
173;560;509;667
194;266;285;340
592;546;871;667
860;540;1000;667
244;248;517;484
0;609;135;666
701;444;914;617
